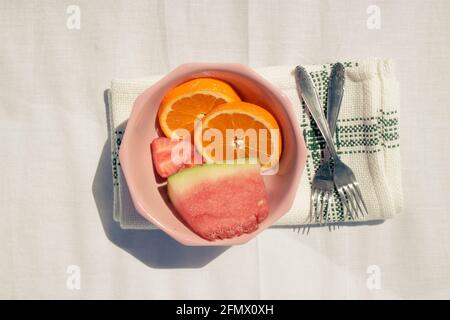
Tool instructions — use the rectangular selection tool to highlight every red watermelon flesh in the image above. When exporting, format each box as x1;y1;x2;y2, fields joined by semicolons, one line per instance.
167;162;269;240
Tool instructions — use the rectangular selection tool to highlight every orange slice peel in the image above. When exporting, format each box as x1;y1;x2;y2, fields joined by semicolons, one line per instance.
158;78;241;139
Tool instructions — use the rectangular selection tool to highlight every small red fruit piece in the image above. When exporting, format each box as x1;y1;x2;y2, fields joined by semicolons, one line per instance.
184;145;204;169
150;137;202;178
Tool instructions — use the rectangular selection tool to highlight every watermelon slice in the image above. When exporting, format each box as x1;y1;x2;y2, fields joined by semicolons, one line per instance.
151;137;202;178
167;162;269;240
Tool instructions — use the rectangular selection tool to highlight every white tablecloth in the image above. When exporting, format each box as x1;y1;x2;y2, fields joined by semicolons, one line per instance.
1;0;449;299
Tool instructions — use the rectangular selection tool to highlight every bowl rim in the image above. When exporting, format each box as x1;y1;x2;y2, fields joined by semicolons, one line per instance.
119;62;308;246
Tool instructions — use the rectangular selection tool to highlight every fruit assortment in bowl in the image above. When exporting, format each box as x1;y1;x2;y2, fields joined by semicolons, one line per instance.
151;76;282;240
119;63;307;246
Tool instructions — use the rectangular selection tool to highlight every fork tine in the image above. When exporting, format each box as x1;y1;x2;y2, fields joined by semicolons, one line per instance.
316;191;324;224
337;188;352;220
318;192;324;225
327;191;334;222
314;189;320;223
348;184;365;217
308;190;314;225
352;182;368;216
310;189;318;224
322;191;331;223
344;186;360;219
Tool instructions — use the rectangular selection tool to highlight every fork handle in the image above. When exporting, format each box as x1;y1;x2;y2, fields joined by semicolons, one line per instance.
324;63;345;160
327;63;345;135
294;66;340;160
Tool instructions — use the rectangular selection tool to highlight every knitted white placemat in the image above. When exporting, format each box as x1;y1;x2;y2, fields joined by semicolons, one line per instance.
108;58;402;229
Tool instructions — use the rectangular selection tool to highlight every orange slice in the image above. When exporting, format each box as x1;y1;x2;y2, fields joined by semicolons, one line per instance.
158;78;241;139
194;101;282;170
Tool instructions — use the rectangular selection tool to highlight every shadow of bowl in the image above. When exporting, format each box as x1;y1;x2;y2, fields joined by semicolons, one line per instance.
90;90;228;268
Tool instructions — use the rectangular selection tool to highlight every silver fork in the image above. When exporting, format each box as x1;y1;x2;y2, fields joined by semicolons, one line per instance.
295;65;369;221
307;63;345;224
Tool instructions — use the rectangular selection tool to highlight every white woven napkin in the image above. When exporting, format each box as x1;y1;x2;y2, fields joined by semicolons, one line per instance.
108;58;402;230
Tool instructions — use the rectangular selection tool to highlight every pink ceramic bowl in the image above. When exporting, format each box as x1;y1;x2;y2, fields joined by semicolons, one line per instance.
119;63;307;246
